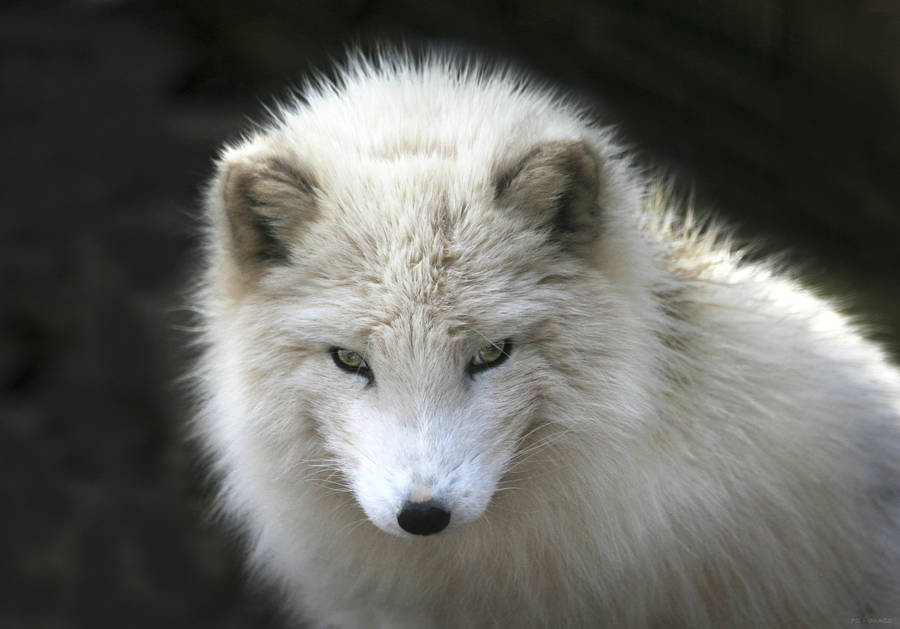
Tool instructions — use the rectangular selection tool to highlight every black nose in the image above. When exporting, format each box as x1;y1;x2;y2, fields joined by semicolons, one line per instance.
397;500;451;535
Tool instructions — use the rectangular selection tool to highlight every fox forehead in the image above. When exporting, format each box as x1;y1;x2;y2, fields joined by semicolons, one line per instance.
285;243;542;349
265;206;564;359
272;166;557;317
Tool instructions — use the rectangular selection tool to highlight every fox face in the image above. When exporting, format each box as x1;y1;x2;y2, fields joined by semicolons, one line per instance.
204;116;639;538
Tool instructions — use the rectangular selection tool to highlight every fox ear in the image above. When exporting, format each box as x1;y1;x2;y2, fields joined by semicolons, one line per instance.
493;140;600;247
213;153;318;274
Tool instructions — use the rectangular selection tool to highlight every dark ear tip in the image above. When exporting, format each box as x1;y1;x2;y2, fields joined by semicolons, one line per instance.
565;139;597;172
220;159;257;211
221;156;316;205
556;140;599;194
494;139;599;198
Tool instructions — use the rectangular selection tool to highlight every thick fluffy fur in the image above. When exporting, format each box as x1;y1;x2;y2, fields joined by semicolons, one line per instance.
194;52;900;628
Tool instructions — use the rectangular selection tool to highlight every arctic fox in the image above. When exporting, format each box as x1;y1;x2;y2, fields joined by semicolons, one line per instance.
194;51;900;628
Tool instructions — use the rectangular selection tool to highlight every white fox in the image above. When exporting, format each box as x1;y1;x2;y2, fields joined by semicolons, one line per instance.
194;51;900;628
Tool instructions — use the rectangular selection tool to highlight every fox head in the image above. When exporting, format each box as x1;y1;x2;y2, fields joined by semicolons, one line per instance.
201;63;653;538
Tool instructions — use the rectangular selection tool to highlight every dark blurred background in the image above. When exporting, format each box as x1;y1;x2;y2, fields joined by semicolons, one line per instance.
2;1;898;627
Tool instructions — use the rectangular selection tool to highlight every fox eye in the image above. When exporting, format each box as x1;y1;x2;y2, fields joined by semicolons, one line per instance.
467;340;512;375
330;347;373;381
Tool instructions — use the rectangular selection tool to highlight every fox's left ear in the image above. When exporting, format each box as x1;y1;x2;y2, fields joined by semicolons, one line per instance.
493;139;600;248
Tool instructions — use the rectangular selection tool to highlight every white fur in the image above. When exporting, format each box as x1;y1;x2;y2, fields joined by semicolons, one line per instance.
193;51;900;628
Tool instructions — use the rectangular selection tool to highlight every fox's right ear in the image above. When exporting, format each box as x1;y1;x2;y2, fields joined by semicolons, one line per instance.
209;150;318;276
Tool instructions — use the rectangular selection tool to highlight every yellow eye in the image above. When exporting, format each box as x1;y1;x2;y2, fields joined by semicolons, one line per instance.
468;340;511;375
336;349;363;368
477;343;504;364
330;347;373;381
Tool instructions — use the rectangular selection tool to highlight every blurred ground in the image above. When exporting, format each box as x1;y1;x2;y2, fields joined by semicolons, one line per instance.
1;1;898;627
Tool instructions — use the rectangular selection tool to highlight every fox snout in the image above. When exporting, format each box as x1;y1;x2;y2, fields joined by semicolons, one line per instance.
351;447;503;538
343;406;516;538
